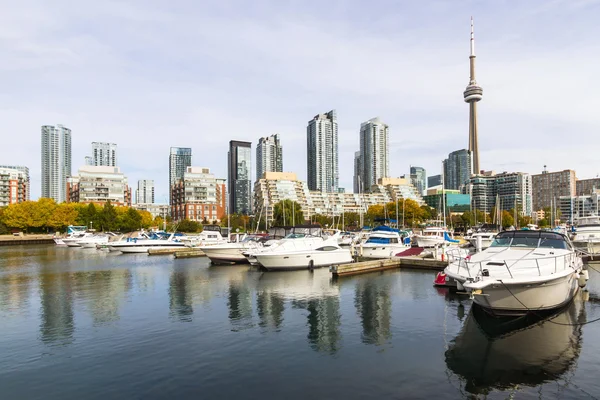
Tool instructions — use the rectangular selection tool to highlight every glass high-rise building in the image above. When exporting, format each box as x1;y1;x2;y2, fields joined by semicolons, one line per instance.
137;180;155;204
410;166;427;195
307;110;338;192
428;174;442;188
169;147;192;204
92;142;118;167
41;124;71;203
358;117;389;191
256;134;282;181
443;149;471;190
228;141;252;215
353;151;362;193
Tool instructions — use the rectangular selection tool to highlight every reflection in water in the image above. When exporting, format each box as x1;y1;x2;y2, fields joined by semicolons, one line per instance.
354;281;392;345
0;274;34;314
434;287;467;322
293;296;341;354
256;291;284;329
228;280;253;331
446;294;586;395
169;269;193;321
72;270;132;325
39;272;74;345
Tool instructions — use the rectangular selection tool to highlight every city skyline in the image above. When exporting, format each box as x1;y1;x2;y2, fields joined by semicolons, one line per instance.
2;2;600;200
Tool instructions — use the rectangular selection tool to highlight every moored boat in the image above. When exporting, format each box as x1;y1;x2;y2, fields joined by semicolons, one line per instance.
357;226;410;259
414;226;455;248
446;230;586;316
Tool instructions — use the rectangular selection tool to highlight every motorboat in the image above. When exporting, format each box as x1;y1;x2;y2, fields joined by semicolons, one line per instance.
181;230;228;248
445;295;584;395
53;225;88;246
108;232;187;254
62;232;96;247
414;226;455;248
572;215;600;255
356;226;410;259
445;230;586;316
78;233;118;249
467;224;499;250
200;235;266;264
254;235;351;271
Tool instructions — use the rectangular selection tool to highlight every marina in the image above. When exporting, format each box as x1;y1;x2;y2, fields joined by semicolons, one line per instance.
1;244;600;399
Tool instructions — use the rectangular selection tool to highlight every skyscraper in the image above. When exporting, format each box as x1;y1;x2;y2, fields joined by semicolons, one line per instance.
428;174;442;188
41;124;71;202
353;151;362;193
307;110;338;192
531;169;576;211
358;117;389;191
256;134;283;181
443;149;471;190
464;17;483;175
137;180;155;204
92;142;118;167
169;147;192;203
228;140;252;215
410;166;427;195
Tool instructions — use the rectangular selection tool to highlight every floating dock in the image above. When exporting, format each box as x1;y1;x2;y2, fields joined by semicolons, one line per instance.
174;249;207;259
330;256;447;277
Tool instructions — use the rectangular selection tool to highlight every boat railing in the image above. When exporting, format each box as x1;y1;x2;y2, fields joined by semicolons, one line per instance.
450;251;578;279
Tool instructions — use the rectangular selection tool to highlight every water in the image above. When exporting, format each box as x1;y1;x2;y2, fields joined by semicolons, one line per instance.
1;245;600;399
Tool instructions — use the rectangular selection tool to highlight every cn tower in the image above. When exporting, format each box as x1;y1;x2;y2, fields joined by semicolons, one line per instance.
463;17;483;175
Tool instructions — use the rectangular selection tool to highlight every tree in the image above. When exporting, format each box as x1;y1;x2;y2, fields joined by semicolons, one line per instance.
99;201;118;231
271;200;304;227
47;203;78;232
119;207;142;232
139;210;153;229
501;210;515;228
177;219;202;232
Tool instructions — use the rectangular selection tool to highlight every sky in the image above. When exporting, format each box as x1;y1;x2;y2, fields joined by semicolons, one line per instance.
2;0;600;202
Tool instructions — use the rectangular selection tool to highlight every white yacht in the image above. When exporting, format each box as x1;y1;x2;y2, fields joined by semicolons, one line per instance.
414;226;455;248
468;232;497;249
200;235;265;264
357;226;410;259
255;234;351;271
54;225;88;246
78;233;118;249
62;232;96;247
181;230;227;248
445;230;586;316
108;232;186;254
572;215;600;255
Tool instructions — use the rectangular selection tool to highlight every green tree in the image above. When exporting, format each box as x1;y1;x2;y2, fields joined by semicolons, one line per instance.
177;219;202;232
119;207;142;232
501;210;515;228
99;201;117;231
273;200;304;226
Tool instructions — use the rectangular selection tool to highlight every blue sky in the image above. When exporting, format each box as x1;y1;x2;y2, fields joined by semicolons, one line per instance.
2;0;600;201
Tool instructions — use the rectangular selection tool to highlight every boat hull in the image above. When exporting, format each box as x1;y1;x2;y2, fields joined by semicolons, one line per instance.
468;272;580;316
53;238;66;246
358;244;409;259
415;236;445;248
201;247;248;264
573;240;600;255
64;241;82;247
109;244;186;254
256;250;352;271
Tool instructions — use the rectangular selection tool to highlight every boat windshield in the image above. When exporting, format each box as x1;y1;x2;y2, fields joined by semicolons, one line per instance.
490;231;569;249
366;237;398;244
284;233;306;239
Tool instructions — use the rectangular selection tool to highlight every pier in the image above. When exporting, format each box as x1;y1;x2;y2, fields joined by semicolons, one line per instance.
148;248;206;257
330;256;447;277
0;235;54;246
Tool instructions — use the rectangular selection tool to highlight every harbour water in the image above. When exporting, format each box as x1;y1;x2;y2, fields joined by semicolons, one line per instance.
1;245;600;399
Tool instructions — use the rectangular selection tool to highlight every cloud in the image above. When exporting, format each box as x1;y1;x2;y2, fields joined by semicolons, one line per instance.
1;0;599;201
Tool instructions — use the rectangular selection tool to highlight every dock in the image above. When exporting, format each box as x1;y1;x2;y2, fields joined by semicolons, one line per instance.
330;256;447;277
148;247;206;257
174;249;207;259
0;234;54;246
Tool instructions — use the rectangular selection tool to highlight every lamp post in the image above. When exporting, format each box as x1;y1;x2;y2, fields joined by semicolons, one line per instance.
402;198;406;228
90;221;93;231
